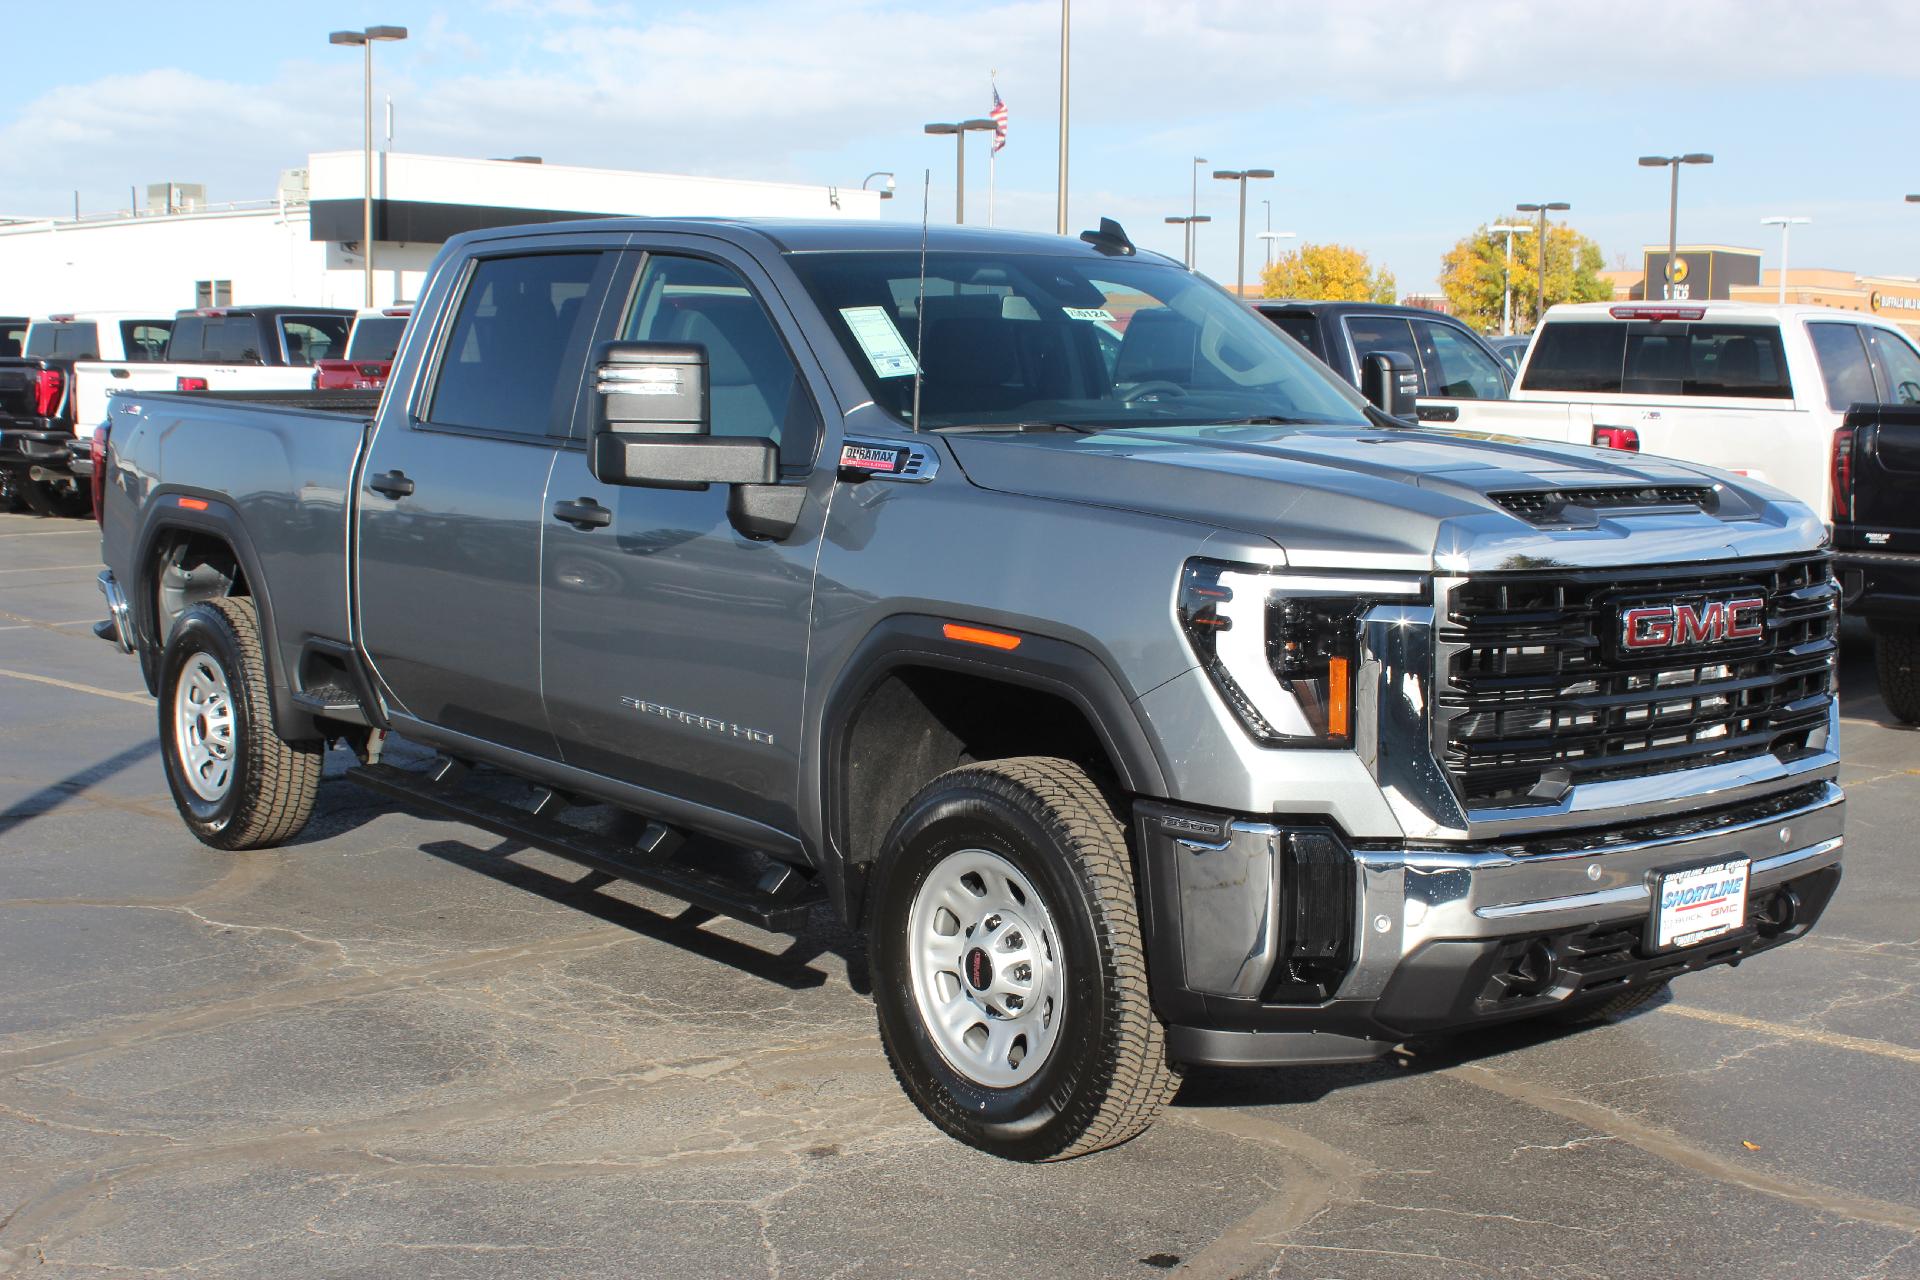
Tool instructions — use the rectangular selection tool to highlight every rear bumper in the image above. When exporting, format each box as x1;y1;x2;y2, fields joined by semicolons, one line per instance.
1138;781;1844;1066
1838;549;1920;623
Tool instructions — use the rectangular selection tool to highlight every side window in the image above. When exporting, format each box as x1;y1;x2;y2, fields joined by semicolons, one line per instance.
428;253;603;436
1414;319;1508;399
120;322;173;362
1523;322;1626;393
620;255;804;448
1864;328;1920;406
1808;323;1878;411
1344;317;1424;393
279;316;349;366
1261;312;1324;361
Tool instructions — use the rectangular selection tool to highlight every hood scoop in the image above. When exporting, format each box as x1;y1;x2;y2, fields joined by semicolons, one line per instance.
1489;484;1731;527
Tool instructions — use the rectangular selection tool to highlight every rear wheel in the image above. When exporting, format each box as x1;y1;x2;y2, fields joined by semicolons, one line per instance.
1875;622;1920;725
868;757;1179;1161
159;596;322;849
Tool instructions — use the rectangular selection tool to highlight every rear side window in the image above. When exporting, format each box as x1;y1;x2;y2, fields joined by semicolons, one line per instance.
25;323;101;359
346;316;407;361
0;322;26;357
1259;311;1323;361
428;253;603;436
1808;323;1878;411
279;314;350;365
119;321;172;362
1525;321;1789;398
1864;327;1920;406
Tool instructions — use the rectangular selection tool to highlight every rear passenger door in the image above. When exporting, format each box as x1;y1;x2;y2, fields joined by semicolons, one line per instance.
538;241;831;837
357;240;622;759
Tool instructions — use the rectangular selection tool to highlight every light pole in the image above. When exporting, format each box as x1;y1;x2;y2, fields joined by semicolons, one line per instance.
1166;215;1211;268
1515;200;1569;328
925;120;996;224
1638;153;1713;300
1489;223;1533;335
1056;0;1069;234
862;171;896;200
1214;167;1275;298
1256;229;1295;279
1184;157;1208;269
329;24;407;309
1761;215;1809;304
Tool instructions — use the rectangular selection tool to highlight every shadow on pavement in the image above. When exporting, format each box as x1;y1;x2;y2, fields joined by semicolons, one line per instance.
0;739;160;840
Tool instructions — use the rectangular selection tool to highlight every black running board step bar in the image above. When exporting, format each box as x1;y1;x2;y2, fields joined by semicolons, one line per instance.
345;763;823;932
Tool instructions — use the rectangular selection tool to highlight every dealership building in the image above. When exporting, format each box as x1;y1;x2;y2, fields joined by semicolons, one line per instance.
0;151;883;316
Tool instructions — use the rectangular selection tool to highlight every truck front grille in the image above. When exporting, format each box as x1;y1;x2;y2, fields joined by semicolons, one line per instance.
1437;555;1837;809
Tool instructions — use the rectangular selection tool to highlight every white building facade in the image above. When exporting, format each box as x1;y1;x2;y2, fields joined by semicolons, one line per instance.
0;151;883;316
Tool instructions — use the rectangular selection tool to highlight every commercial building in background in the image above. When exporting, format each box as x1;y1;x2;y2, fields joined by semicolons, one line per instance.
1641;244;1761;303
0;152;882;315
1728;269;1920;343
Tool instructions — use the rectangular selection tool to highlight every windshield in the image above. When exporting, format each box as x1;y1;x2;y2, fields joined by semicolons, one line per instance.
787;251;1368;430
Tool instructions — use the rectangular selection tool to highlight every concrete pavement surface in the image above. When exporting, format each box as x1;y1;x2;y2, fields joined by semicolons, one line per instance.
0;508;1916;1278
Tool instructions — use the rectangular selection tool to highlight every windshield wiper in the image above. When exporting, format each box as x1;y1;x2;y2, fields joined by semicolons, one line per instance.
929;421;1099;435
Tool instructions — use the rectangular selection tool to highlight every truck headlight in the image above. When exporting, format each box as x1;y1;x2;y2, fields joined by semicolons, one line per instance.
1178;560;1426;747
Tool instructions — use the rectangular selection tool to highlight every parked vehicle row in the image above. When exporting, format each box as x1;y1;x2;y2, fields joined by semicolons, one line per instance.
96;216;1843;1160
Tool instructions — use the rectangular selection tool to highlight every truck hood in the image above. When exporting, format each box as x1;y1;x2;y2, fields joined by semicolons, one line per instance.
941;423;1828;573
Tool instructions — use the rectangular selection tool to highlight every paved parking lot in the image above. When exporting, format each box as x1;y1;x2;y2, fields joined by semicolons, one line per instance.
0;507;1916;1279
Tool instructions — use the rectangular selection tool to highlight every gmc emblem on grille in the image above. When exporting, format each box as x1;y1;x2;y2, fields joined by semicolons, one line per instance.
1619;596;1766;651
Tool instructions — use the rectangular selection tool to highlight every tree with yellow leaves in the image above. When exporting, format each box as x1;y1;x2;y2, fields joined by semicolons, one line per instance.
1440;219;1612;334
1261;243;1396;303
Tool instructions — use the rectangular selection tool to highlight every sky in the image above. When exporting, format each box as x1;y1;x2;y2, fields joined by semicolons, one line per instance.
3;0;1918;295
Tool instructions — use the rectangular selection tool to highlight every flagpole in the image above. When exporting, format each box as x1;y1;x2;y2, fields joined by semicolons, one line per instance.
989;146;996;227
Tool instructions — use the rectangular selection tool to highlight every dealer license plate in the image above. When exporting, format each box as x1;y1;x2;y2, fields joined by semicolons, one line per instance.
1650;858;1750;951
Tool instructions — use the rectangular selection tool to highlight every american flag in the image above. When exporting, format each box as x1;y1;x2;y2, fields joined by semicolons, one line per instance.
990;85;1008;154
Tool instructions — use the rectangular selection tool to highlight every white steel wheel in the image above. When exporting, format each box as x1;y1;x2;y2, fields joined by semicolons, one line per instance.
907;846;1066;1088
173;651;236;801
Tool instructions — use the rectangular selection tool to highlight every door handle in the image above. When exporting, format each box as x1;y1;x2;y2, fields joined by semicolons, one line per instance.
1417;404;1459;423
367;469;414;499
551;497;613;529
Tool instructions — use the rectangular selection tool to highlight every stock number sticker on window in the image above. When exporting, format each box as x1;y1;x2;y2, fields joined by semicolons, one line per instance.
840;306;918;378
1062;307;1116;323
1651;858;1749;951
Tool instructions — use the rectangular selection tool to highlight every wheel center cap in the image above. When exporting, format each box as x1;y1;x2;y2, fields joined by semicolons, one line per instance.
964;947;994;992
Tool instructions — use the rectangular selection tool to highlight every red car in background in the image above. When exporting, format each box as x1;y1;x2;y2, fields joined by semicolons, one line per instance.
313;306;410;391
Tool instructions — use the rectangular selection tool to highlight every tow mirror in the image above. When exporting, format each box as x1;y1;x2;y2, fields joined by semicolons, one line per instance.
588;340;776;490
1359;350;1420;421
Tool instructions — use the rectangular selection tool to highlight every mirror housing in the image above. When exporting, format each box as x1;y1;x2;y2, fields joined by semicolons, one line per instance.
1359;350;1420;421
588;340;777;490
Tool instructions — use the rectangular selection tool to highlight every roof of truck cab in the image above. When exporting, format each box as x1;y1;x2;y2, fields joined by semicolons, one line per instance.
450;217;1183;262
1540;300;1898;324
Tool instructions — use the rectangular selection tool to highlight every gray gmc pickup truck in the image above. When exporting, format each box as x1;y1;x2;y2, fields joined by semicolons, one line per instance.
95;217;1845;1161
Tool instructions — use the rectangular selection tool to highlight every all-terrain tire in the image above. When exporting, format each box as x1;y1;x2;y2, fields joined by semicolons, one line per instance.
1875;622;1920;725
868;756;1180;1161
158;596;322;850
1550;977;1670;1027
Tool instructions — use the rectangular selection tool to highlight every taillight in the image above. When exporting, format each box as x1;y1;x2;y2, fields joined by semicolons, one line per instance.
90;423;110;524
1830;426;1854;524
32;368;63;417
1593;425;1640;451
177;376;209;392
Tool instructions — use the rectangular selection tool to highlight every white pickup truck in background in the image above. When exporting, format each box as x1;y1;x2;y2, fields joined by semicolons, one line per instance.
1441;302;1920;521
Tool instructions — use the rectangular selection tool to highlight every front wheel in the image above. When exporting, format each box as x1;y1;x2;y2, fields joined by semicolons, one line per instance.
868;757;1179;1161
159;597;322;850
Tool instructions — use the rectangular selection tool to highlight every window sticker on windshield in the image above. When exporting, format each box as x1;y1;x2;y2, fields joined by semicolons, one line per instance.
1063;306;1116;323
839;306;918;378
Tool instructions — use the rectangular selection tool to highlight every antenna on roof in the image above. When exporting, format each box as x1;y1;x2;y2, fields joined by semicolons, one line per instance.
910;168;931;434
1080;217;1136;256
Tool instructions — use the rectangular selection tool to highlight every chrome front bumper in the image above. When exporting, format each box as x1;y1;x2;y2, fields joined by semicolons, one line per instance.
1138;781;1844;1063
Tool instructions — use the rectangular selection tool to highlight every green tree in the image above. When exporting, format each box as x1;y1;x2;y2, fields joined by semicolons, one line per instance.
1262;242;1396;303
1439;219;1611;334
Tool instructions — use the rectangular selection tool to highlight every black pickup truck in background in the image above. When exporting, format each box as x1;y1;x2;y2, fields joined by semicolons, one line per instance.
0;317;27;357
1835;403;1920;722
1248;299;1513;422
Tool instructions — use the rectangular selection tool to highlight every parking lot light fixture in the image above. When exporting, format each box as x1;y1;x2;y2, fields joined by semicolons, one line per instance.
1213;167;1275;298
1256;229;1295;277
862;171;896;200
1515;200;1570;327
1166;214;1212;268
1639;154;1713;301
1489;223;1533;335
925;120;996;224
1761;216;1810;304
330;25;408;308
